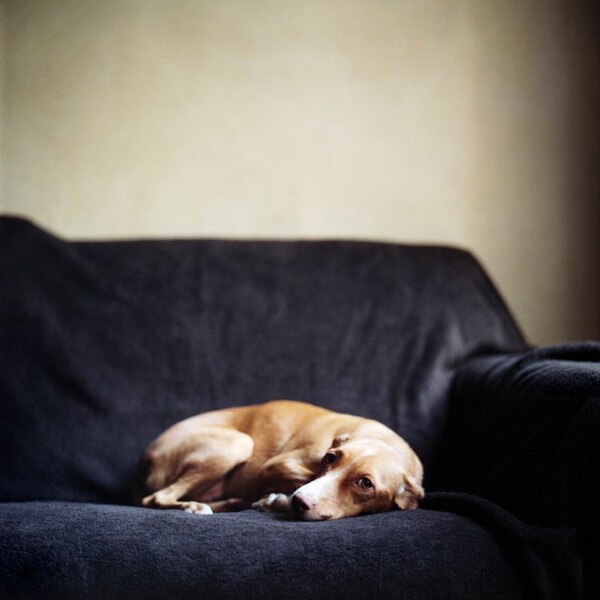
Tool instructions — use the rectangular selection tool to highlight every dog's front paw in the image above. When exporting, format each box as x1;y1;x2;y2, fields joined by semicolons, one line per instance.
183;502;213;515
252;493;290;513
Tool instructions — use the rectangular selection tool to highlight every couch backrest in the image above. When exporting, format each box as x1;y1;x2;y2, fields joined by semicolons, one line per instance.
0;217;526;503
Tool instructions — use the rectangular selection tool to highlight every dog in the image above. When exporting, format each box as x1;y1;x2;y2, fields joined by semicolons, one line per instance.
137;400;424;521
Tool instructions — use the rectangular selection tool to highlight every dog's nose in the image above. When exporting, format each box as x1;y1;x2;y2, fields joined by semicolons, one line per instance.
291;493;312;518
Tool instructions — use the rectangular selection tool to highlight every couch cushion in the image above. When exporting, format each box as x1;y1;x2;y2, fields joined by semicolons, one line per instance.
0;217;526;503
0;501;543;600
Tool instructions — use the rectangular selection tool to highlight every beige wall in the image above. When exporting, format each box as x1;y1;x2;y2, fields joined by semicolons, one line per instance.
1;0;599;345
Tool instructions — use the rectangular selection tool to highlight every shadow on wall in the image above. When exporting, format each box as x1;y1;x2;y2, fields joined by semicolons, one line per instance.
565;1;600;341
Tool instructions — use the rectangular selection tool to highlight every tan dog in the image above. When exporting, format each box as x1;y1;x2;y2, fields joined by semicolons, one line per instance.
137;400;424;521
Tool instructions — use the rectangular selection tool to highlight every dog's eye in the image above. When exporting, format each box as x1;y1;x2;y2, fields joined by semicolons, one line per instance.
323;452;337;465
357;477;373;489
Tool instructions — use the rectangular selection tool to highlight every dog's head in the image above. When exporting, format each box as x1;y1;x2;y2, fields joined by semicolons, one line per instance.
290;435;424;521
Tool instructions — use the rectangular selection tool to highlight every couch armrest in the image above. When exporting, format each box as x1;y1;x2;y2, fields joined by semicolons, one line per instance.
564;396;599;600
433;342;599;597
435;342;599;523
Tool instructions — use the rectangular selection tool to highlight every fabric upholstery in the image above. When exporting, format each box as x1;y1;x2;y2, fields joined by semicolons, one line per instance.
435;343;600;527
0;216;525;503
0;500;571;600
1;216;595;599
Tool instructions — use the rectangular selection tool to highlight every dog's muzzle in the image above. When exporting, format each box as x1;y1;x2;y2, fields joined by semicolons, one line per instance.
291;493;312;519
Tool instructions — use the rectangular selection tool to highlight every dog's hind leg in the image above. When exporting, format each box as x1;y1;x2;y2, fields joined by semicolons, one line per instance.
142;473;216;514
140;426;254;514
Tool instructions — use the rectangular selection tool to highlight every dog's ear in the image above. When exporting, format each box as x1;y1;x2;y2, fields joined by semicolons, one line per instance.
394;474;425;510
331;433;351;448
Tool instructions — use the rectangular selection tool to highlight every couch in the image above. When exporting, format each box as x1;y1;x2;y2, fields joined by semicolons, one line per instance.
1;215;598;599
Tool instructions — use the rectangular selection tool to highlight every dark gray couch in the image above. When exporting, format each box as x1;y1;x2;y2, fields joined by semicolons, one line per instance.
1;216;598;599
